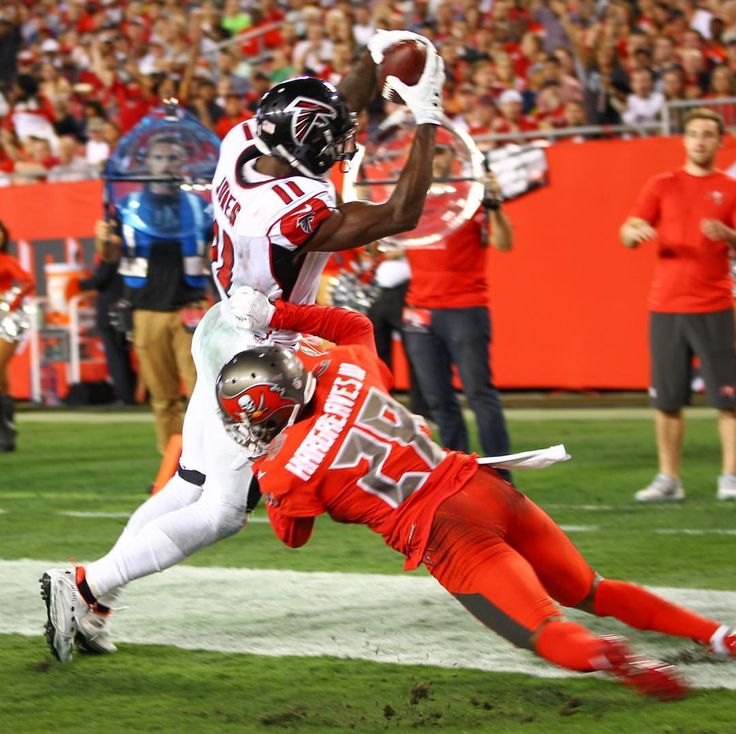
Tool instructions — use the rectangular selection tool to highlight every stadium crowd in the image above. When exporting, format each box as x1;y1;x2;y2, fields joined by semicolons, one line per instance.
1;0;736;183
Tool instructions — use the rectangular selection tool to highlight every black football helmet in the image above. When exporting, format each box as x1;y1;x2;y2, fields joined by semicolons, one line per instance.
255;77;356;178
216;346;316;457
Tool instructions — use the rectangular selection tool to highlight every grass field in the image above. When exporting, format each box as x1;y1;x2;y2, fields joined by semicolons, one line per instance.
1;405;735;733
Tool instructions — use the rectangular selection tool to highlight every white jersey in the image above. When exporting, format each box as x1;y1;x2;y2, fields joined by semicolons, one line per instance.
210;119;336;308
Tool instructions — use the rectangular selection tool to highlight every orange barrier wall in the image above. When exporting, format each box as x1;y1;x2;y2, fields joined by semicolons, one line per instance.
487;135;736;389
5;138;736;395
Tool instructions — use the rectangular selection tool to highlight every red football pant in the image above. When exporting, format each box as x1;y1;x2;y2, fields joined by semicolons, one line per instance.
424;467;719;671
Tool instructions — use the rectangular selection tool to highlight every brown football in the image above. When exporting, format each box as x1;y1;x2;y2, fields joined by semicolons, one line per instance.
378;40;427;104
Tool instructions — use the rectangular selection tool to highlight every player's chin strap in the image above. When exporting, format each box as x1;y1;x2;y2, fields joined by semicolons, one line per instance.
253;135;322;179
477;444;571;470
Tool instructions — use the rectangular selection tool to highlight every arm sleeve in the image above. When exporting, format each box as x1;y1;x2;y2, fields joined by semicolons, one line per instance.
270;301;377;354
5;256;34;308
629;175;663;226
266;503;315;548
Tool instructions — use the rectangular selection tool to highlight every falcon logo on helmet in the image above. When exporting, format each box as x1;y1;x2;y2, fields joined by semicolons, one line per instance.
255;77;355;178
285;97;338;145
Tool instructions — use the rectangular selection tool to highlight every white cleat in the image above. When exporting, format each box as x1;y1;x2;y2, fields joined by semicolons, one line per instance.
716;474;736;501
634;474;685;502
40;568;79;663
76;606;117;654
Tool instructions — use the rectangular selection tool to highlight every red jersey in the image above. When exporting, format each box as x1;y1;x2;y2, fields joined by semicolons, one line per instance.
254;309;478;569
405;207;489;309
0;252;34;309
630;169;736;313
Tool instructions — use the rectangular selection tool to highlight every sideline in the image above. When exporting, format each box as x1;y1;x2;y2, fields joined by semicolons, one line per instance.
4;559;734;689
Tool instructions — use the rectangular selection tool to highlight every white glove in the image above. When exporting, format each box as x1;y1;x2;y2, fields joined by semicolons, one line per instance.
385;51;445;126
367;30;436;65
228;285;276;331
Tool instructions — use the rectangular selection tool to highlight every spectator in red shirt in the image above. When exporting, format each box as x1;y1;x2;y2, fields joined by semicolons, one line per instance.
214;93;252;140
620;108;736;503
493;88;539;141
401;145;514;479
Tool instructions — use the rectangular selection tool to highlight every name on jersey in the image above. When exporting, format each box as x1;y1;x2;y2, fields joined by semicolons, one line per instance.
214;177;242;226
285;362;367;482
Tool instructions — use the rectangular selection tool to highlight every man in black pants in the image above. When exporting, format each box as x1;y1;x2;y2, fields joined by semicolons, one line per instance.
79;259;136;405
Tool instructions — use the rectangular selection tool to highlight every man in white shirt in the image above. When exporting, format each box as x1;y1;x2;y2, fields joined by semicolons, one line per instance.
622;68;665;127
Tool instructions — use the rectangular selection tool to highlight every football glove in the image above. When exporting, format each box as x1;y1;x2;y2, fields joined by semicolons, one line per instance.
385;51;446;126
367;30;436;65
228;285;276;331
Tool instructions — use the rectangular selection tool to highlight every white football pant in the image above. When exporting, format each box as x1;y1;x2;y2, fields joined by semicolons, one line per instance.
85;303;260;600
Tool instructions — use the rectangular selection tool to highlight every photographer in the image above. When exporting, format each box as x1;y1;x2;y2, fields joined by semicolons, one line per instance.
97;132;212;452
402;146;514;477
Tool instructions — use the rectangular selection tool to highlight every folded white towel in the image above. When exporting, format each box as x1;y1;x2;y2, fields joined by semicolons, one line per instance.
477;444;571;470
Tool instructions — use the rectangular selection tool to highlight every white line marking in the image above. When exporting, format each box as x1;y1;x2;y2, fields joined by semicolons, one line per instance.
655;528;736;536
16;406;717;425
545;504;619;511
4;559;734;689
54;511;271;522
17;412;154;423
58;511;131;519
3;492;146;501
46;512;736;537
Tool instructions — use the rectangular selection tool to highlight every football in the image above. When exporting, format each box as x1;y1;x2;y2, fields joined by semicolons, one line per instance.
378;40;427;104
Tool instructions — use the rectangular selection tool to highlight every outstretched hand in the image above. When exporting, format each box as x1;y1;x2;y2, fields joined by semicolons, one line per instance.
367;30;437;65
385;51;446;126
229;286;277;331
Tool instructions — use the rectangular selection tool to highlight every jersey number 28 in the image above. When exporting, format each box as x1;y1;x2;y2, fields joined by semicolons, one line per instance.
330;388;444;508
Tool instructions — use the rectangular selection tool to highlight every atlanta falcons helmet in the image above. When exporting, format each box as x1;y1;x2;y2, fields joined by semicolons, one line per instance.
216;346;316;457
255;77;356;178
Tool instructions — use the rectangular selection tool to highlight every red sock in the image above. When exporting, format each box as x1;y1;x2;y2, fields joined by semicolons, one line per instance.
594;578;719;644
535;619;603;671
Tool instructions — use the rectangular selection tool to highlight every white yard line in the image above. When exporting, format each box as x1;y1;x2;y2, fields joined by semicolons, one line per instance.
48;513;734;536
58;511;132;519
17;406;716;424
655;528;736;536
4;559;734;689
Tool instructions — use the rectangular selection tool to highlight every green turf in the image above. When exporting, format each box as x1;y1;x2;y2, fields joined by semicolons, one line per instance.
2;635;734;734
1;409;735;732
2;412;734;584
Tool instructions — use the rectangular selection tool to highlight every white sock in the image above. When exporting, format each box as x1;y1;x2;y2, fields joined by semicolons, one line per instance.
709;625;732;655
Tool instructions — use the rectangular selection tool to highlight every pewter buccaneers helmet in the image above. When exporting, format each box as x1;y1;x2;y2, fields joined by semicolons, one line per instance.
255;77;356;178
216;346;315;457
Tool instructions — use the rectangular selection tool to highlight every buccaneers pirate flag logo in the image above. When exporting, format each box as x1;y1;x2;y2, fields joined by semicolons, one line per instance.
220;382;298;426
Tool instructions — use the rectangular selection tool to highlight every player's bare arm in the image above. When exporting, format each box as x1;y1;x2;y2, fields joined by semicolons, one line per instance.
304;50;445;254
304;124;438;253
620;217;657;248
337;50;378;114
